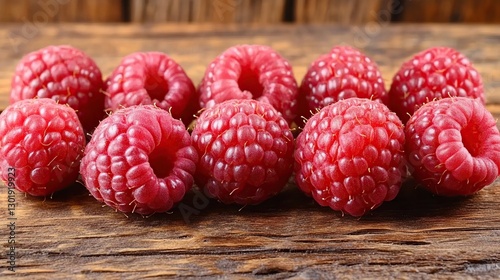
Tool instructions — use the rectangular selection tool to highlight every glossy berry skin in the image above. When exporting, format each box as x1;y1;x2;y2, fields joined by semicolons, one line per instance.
389;47;485;123
10;45;105;132
297;46;387;126
105;52;198;126
198;45;298;124
191;99;294;205
295;98;406;217
405;97;500;196
0;99;85;196
80;105;198;215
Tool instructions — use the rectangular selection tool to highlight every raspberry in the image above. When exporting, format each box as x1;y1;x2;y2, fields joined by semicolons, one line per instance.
79;105;198;215
198;45;298;124
105;52;198;126
10;45;105;132
405;97;500;196
389;47;485;123
191;99;294;205
0;99;85;196
294;98;406;217
296;46;388;126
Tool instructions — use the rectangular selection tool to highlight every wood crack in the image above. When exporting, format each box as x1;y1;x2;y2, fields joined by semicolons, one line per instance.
77;247;388;258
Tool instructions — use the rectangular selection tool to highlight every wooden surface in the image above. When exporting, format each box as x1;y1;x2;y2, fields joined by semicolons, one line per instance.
1;24;500;278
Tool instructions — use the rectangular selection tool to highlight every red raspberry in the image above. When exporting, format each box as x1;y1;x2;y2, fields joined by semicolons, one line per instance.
191;99;294;205
389;47;485;123
10;45;105;132
105;52;198;126
79;105;198;215
294;98;406;217
0;99;85;196
405;97;500;196
296;46;388;126
198;45;298;124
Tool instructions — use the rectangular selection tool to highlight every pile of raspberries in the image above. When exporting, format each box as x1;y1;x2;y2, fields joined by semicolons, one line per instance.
1;44;499;217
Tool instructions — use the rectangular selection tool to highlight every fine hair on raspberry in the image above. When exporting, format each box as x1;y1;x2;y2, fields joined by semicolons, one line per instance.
80;105;198;215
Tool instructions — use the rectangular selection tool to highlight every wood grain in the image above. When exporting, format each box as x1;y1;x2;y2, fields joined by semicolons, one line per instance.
0;0;123;22
130;0;286;23
294;0;393;24
1;24;500;278
394;0;500;23
2;0;500;24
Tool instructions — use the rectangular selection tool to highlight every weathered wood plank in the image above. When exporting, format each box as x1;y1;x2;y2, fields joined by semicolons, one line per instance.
0;0;123;22
130;0;286;23
294;0;393;24
2;0;500;24
394;0;500;23
1;24;500;278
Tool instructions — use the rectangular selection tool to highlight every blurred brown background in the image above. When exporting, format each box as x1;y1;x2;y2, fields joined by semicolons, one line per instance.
0;0;499;24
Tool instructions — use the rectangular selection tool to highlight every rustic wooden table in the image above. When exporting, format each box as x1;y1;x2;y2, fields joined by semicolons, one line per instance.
0;23;499;279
